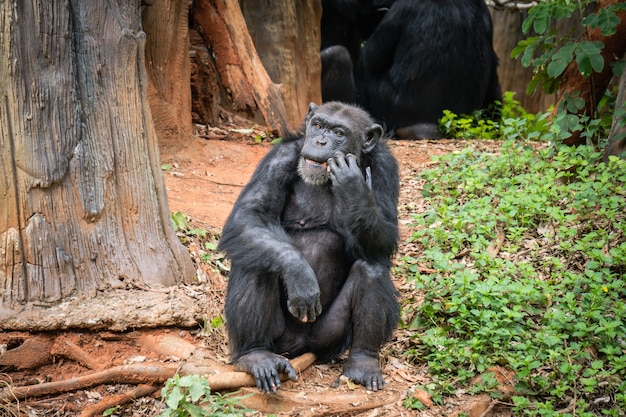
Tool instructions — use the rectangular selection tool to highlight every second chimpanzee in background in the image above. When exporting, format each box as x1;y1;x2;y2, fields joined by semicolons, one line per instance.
219;102;399;393
320;0;502;139
360;0;501;139
320;0;395;103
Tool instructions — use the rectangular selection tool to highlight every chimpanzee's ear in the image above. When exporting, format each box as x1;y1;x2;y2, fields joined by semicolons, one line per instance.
363;124;383;154
305;103;318;125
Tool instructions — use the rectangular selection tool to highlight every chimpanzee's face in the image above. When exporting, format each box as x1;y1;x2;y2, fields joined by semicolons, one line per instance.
298;113;360;186
298;102;382;186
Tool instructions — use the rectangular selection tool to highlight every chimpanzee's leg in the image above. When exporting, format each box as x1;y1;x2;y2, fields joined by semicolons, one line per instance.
224;267;297;392
310;260;399;391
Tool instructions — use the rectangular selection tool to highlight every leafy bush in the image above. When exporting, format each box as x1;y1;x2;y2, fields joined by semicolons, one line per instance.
438;92;552;140
511;0;626;96
401;140;626;416
510;0;626;145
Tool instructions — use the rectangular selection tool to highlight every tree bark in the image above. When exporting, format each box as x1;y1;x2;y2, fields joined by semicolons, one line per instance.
240;0;322;128
557;0;626;146
0;1;194;325
142;0;194;147
193;0;291;134
604;65;626;160
490;7;558;113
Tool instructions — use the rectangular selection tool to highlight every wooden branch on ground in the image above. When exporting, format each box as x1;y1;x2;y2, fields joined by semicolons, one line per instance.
78;384;160;417
1;353;317;402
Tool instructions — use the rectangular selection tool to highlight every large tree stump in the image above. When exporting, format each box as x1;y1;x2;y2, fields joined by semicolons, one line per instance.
241;0;322;128
193;0;291;134
0;1;195;329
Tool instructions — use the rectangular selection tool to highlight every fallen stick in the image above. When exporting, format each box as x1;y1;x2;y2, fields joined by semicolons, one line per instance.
78;384;160;417
1;353;317;402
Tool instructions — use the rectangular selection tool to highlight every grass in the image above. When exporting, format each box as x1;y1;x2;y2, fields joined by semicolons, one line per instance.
399;140;626;416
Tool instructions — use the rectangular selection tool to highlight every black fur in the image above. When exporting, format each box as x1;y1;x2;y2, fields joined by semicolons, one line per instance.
219;102;400;393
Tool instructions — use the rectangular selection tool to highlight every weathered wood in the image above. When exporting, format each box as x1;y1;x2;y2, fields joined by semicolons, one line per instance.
241;0;322;128
142;0;194;145
0;1;194;320
0;353;317;401
193;0;290;134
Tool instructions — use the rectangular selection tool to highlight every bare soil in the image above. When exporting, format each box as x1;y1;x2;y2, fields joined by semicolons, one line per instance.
0;130;513;416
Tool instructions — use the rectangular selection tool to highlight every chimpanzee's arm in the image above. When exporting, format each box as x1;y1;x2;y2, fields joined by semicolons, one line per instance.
328;143;399;263
219;138;322;323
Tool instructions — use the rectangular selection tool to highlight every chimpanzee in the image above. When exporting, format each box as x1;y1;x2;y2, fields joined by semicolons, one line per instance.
218;101;400;393
360;0;502;139
320;0;396;103
321;45;358;103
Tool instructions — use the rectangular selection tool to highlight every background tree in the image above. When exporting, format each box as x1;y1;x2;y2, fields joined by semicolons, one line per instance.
490;2;584;113
142;0;194;146
240;0;322;128
0;0;196;330
190;0;293;134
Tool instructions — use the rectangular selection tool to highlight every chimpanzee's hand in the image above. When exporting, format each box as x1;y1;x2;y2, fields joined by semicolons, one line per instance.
284;261;322;323
328;152;368;196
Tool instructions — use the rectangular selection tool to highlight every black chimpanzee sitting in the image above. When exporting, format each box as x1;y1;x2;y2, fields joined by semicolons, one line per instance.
218;102;400;393
320;0;396;103
360;0;502;139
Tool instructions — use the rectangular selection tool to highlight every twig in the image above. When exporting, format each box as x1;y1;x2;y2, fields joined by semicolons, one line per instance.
478;400;496;417
78;384;160;417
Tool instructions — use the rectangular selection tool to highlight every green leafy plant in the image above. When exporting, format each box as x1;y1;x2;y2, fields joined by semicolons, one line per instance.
438;91;552;140
509;0;626;146
171;211;230;274
159;374;251;417
401;140;626;416
511;1;626;95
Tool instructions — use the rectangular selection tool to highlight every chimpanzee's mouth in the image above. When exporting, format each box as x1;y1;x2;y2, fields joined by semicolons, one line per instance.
304;158;328;167
304;158;328;169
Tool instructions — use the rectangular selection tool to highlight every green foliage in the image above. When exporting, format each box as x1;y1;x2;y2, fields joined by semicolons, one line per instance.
103;406;120;416
438;91;552;140
401;141;626;416
511;0;626;95
444;1;623;145
159;374;251;417
171;211;230;274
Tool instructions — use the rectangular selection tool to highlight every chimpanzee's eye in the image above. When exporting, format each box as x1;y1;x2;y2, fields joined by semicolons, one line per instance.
313;123;322;130
334;129;343;137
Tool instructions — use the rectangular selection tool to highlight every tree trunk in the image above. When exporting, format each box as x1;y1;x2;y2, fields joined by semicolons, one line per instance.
557;0;626;146
604;66;626;160
240;0;322;128
142;0;194;147
490;7;558;113
0;0;195;329
193;0;291;134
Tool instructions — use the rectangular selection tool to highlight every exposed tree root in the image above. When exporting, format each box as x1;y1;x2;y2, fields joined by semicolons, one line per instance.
0;353;317;406
51;337;106;370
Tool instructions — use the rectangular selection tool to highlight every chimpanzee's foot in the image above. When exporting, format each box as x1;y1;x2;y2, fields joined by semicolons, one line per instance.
233;350;297;393
333;351;385;391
